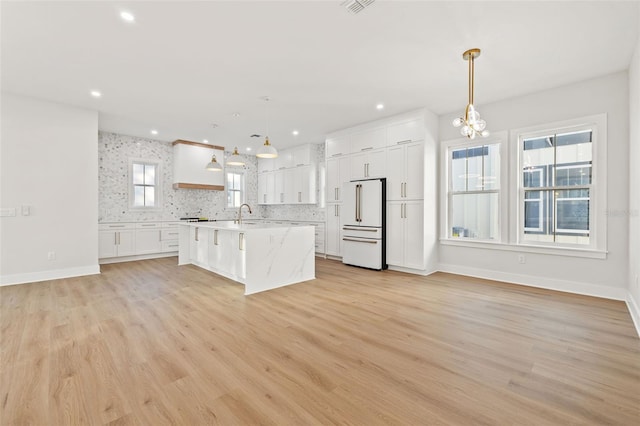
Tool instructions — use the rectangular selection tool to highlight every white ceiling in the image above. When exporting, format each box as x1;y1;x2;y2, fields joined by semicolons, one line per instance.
2;1;638;152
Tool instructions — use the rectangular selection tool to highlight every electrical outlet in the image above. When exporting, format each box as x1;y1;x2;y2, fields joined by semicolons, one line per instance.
518;254;526;264
47;251;56;261
21;205;30;216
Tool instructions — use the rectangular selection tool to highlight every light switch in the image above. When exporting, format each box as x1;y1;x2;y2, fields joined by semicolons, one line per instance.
21;205;30;216
0;208;16;217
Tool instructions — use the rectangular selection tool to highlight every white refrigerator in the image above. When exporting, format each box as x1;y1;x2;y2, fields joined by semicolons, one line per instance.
341;178;387;270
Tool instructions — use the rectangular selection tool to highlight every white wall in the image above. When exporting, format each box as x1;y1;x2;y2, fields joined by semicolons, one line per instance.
438;72;629;300
0;93;99;285
628;15;640;333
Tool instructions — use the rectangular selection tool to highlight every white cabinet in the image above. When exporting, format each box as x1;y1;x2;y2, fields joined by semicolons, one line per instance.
325;204;343;256
258;171;275;205
160;223;180;252
173;140;225;190
326;156;350;202
326;135;350;158
386;141;424;201
350;148;386;179
258;158;275;173
275;151;293;170
314;223;326;254
386;201;424;269
287;165;316;204
290;144;313;166
206;229;246;280
274;170;286;204
99;223;136;258
387;118;425;146
135;223;162;255
350;127;386;153
189;226;209;266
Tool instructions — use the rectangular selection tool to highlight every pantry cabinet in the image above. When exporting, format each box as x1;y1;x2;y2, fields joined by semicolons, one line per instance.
386;118;424;146
350;127;386;153
386;141;424;201
325;203;343;257
326;156;350;202
350;148;386;180
386;201;424;269
326;135;350;158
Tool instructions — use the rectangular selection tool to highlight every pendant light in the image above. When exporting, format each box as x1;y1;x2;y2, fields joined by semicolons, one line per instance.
256;96;278;158
205;154;222;171
227;147;245;167
452;48;490;139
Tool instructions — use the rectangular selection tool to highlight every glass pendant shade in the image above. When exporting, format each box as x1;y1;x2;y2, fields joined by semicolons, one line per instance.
227;147;245;166
256;136;278;159
205;154;222;171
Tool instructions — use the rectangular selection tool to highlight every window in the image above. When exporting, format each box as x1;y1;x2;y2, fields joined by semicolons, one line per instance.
443;133;506;241
226;171;245;208
130;160;160;209
517;115;606;251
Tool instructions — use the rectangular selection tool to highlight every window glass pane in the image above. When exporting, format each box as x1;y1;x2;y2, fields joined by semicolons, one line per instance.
524;135;554;151
556;130;592;147
133;164;144;185
451;193;499;239
467;151;482;190
145;186;155;207
523;167;544;188
451;150;467;191
144;164;155;185
134;185;144;206
556;189;589;233
524;190;546;232
227;173;234;188
482;144;500;190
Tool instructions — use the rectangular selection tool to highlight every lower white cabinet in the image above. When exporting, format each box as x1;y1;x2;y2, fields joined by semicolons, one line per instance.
99;221;180;260
189;226;209;266
386;201;424;269
325;203;343;256
207;229;246;279
99;224;136;258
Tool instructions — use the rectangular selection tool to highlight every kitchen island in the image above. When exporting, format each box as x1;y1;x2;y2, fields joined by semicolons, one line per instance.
178;222;315;295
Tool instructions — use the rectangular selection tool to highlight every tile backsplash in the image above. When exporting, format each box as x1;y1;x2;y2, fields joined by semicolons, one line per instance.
98;131;325;223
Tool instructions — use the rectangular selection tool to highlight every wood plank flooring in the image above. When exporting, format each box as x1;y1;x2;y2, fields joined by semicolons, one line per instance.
1;257;639;425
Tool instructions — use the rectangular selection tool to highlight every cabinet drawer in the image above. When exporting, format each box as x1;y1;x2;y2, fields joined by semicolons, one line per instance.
136;222;162;229
99;223;135;230
162;240;180;252
315;241;325;253
163;222;181;228
161;229;180;240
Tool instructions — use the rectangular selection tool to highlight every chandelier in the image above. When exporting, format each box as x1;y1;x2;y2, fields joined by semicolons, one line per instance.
453;48;489;139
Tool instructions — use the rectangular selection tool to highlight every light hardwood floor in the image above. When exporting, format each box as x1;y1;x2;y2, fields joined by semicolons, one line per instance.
1;257;639;425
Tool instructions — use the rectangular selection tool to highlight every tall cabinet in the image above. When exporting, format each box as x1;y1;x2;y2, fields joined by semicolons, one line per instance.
325;115;430;271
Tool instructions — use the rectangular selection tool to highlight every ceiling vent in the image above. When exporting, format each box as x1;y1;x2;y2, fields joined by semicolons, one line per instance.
250;134;261;138
341;0;375;14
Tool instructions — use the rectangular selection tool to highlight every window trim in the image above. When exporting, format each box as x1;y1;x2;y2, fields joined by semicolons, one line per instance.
440;131;509;243
225;170;246;209
129;158;161;210
512;114;607;252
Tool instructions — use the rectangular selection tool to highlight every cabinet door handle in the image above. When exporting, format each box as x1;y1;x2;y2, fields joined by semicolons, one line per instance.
214;229;218;245
115;232;118;245
239;233;245;251
337;188;340;200
195;227;199;242
298;191;302;202
264;194;267;203
159;230;161;241
361;147;373;151
396;139;412;145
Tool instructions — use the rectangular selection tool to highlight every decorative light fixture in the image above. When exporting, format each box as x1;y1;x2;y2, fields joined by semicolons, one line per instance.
453;48;490;139
256;97;278;158
227;147;245;167
205;154;222;171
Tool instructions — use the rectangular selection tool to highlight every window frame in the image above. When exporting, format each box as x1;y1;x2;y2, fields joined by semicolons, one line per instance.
440;131;509;244
513;115;607;252
225;170;246;209
129;158;161;210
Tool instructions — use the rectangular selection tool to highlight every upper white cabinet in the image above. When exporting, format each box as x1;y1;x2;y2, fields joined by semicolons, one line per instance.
258;158;275;173
326;136;350;158
173;140;225;190
386;118;425;146
386;141;424;201
350;127;386;153
326;156;350;202
350;148;386;180
257;144;317;205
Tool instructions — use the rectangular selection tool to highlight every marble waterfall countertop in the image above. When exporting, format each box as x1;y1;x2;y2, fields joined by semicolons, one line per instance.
178;221;315;295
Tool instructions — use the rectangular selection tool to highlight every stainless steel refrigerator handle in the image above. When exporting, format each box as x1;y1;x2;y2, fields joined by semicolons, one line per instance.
343;238;378;244
355;184;362;222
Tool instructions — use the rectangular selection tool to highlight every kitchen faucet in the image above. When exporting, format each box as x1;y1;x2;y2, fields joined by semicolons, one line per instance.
236;203;252;224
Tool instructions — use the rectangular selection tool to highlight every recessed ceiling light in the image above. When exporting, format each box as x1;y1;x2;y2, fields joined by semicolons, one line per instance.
292;130;299;136
246;147;252;152
120;11;135;22
203;139;209;143
90;90;101;98
376;103;384;110
232;112;241;118
150;130;158;135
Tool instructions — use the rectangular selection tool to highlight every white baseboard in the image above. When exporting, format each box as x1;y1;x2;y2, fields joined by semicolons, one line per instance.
437;263;628;301
626;291;640;338
0;264;101;286
99;252;177;265
388;265;437;276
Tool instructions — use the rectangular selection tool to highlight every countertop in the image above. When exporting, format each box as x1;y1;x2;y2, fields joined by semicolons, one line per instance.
179;221;314;231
